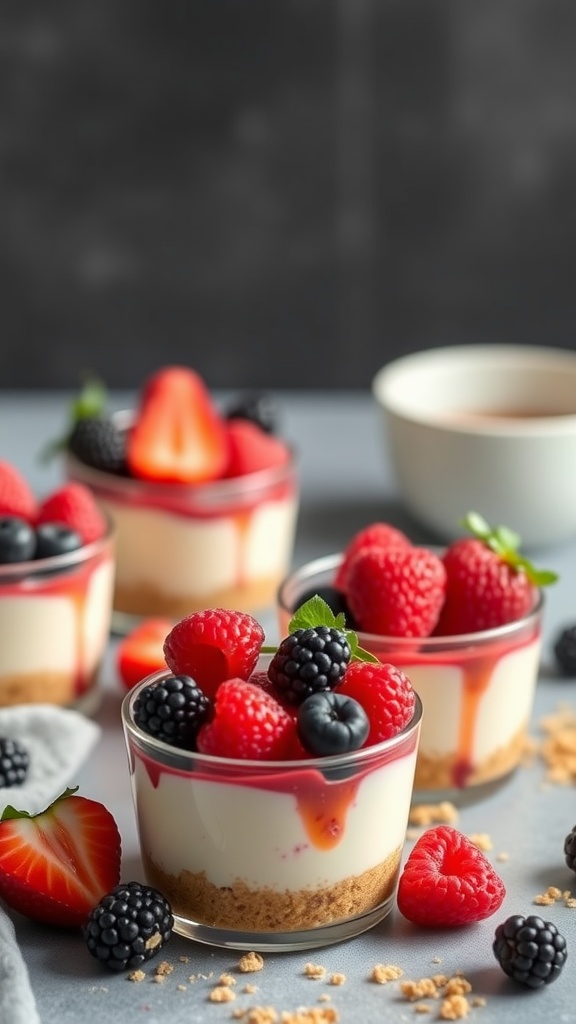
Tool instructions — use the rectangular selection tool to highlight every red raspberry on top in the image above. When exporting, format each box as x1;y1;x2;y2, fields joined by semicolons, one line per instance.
337;661;415;744
345;544;446;637
0;461;38;522
334;521;411;591
434;512;556;635
196;679;296;759
397;825;506;927
223;419;290;477
163;608;265;700
36;481;107;545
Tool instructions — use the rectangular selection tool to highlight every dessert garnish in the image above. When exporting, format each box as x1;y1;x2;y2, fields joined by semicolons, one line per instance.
0;786;121;926
163;607;265;700
134;674;211;750
493;914;567;987
84;881;173;972
396;824;506;926
0;738;29;788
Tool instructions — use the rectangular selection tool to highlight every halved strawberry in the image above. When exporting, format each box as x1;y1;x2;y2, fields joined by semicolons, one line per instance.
0;787;121;928
223;419;290;477
117;617;171;690
127;366;228;483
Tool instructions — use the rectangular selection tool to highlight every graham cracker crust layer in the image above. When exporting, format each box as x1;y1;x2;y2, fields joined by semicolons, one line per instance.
414;724;528;792
114;574;284;619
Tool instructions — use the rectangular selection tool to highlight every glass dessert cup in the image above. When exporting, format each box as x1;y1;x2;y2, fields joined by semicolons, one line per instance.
121;660;422;952
67;412;299;635
0;517;115;712
278;554;544;806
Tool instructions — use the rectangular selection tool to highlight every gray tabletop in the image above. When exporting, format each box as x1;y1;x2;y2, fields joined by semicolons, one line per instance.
2;390;576;1024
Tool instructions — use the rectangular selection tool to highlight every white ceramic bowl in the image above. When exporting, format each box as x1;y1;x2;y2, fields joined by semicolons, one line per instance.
372;344;576;548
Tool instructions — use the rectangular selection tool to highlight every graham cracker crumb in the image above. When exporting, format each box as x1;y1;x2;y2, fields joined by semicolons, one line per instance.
304;963;326;980
472;997;487;1007
244;983;259;994
444;978;472;996
209;984;236;1003
496;851;510;862
414;1005;432;1015
430;957;442;964
145;931;163;950
152;974;167;984
154;960;173;977
432;974;449;987
409;802;459;827
219;972;237;986
177;984;187;991
127;969;146;983
179;955;190;963
235;1009;277;1023
468;833;492;852
329;973;346;986
439;994;471;1019
280;1011;338;1023
537;705;576;783
239;951;265;973
400;978;439;1000
371;963;404;984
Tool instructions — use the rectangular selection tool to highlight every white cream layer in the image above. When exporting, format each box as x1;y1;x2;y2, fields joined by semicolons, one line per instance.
132;752;417;891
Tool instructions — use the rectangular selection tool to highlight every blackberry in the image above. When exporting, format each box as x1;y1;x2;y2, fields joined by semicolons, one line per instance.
297;691;369;756
84;881;173;972
267;626;351;706
0;737;29;787
553;624;576;676
564;824;576;872
493;914;567;988
68;417;127;474
225;393;279;434
133;674;212;749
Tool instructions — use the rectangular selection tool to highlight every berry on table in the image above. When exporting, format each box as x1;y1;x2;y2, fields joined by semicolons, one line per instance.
297;691;369;756
267;626;352;706
163;608;265;700
84;881;173;972
563;824;576;873
553;625;576;676
0;517;36;563
396;825;506;927
196;679;296;760
0;738;29;787
493;914;567;988
133;674;212;750
338;661;416;743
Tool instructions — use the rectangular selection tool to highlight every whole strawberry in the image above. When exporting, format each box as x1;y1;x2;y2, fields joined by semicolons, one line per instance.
345;544;446;637
434;512;557;635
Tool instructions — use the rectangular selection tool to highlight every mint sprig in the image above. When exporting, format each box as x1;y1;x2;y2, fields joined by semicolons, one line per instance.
263;594;378;663
461;511;558;587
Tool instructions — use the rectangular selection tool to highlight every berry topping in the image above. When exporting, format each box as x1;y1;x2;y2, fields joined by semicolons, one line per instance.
334;521;410;591
297;691;369;756
564;824;576;873
196;679;295;760
553;625;576;677
127;365;228;483
0;461;37;522
69;417;127;474
34;522;83;559
36;481;107;545
493;914;568;988
0;738;29;787
224;418;290;477
346;544;447;637
0;787;121;927
267;626;352;706
225;392;280;434
84;881;173;972
133;674;212;750
0;516;36;564
396;825;506;927
293;585;357;626
434;512;556;635
337;661;416;744
116;617;172;690
163;608;265;701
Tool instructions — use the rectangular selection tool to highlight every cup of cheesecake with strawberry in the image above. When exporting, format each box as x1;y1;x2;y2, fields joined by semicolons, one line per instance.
121;604;422;950
278;513;555;803
0;462;114;709
62;367;299;633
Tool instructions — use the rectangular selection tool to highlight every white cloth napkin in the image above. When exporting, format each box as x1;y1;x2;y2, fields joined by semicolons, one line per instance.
0;704;102;1024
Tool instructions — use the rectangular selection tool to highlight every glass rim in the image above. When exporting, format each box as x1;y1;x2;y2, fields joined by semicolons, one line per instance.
277;552;545;648
121;667;423;772
0;510;115;581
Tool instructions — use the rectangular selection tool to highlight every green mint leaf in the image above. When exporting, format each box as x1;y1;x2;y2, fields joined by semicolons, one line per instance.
286;595;378;664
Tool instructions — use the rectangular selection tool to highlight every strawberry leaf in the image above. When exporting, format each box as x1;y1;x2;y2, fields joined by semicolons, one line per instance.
0;786;79;822
460;510;558;587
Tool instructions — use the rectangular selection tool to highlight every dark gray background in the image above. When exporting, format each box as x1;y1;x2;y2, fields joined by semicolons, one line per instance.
2;0;576;390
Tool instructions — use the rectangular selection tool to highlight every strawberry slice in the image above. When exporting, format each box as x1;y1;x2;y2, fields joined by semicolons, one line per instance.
127;366;228;483
224;419;290;477
117;617;171;690
0;787;121;927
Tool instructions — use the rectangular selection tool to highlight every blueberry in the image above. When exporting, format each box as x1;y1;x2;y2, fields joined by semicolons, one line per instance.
34;522;83;559
0;517;36;563
297;691;369;756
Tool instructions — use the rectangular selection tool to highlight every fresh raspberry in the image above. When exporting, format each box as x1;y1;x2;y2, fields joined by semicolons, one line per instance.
435;537;537;635
36;481;107;544
397;825;506;927
163;608;265;701
0;461;38;522
337;661;415;743
196;679;296;759
334;521;410;591
223;419;290;477
345;544;446;637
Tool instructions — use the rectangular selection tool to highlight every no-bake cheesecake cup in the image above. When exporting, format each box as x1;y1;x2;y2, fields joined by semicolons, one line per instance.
278;554;544;805
67;412;299;634
121;657;422;951
0;516;115;711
